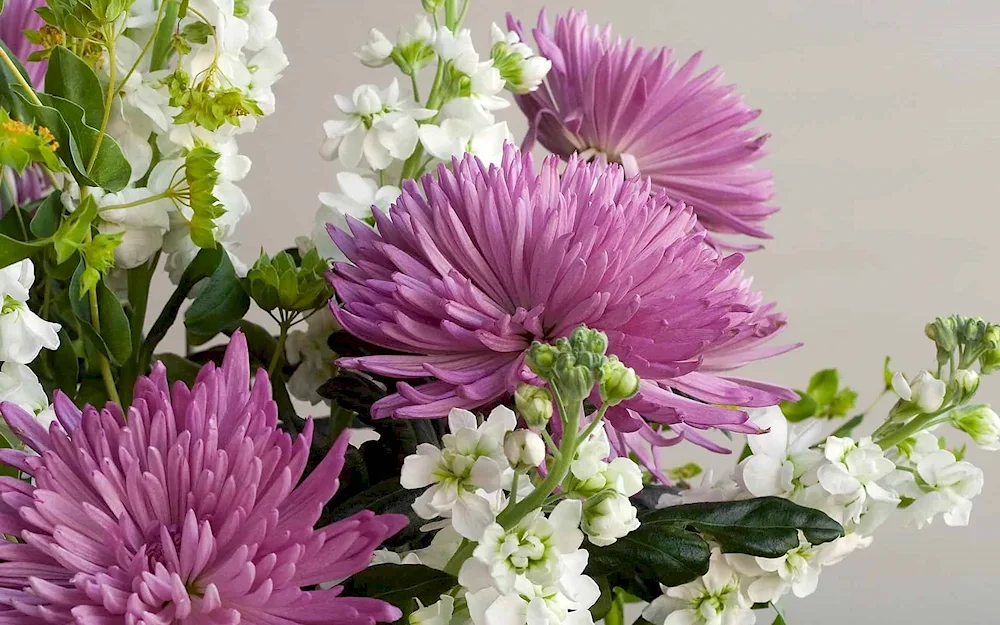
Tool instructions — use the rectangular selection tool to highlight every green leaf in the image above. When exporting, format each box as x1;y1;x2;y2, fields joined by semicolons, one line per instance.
589;578;613;622
52;193;96;265
341;564;456;620
182;22;213;45
140;247;223;367
45;47;105;128
68;262;132;365
49;328;79;393
883;356;894;391
0;40;32;120
828;388;858;418
773;613;788;625
650;497;845;558
326;478;424;546
780;394;817;422
150;0;181;71
185;251;250;345
0;233;46;268
830;414;864;439
29;191;63;238
585;517;711;600
807;369;839;406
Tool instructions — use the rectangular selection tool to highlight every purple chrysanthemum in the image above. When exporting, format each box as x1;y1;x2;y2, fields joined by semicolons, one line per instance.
1;0;49;207
509;9;775;248
0;333;407;624
329;146;796;472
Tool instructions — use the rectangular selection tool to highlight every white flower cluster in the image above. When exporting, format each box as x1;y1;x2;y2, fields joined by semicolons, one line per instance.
313;10;550;262
78;0;286;278
646;365;995;625
395;407;643;625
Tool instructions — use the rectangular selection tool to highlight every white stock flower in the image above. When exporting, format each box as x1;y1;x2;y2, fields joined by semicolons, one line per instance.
234;0;278;52
893;371;947;413
401;406;516;539
895;449;984;528
418;118;512;166
581;491;640;546
357;28;394;67
435;27;509;115
891;430;942;466
504;429;546;471
490;24;552;94
0;362;50;418
285;306;338;405
434;27;478;72
813;436;900;525
571;429;611;481
727;532;871;605
463;499;584;593
96;188;172;269
643;552;754;625
409;595;454;625
313;172;402;260
320;80;435;170
0;260;60;364
247;40;289;116
737;406;824;498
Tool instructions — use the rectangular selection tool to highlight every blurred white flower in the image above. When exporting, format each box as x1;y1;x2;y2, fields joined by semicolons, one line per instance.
357;28;394;67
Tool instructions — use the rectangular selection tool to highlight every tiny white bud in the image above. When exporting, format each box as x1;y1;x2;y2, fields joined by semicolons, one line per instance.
954;368;981;398
504;430;546;471
910;371;947;413
356;28;394;68
582;491;641;546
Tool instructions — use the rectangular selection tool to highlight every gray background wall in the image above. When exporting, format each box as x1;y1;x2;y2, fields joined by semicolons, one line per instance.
157;0;1000;621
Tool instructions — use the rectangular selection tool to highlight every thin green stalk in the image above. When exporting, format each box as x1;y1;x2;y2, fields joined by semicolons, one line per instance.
268;315;293;376
409;72;421;102
875;407;952;450
400;60;447;183
87;36;117;174
85;232;121;405
507;473;521;509
99;189;175;212
0;45;42;106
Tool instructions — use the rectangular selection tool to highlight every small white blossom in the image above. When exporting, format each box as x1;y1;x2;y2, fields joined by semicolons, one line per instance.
643;552;754;625
737;406;824;498
401;406;516;539
398;15;435;49
418;118;512;166
409;595;454;625
320;80;435;171
285;307;339;405
894;371;947;413
571;429;611;481
895;449;984;528
235;0;278;52
810;436;900;525
463;499;584;593
313;172;402;261
581;491;640;546
0;260;60;364
356;28;394;67
96;188;172;269
489;24;552;94
0;362;51;420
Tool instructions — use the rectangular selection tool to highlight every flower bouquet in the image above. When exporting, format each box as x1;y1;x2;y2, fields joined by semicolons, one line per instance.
0;1;996;624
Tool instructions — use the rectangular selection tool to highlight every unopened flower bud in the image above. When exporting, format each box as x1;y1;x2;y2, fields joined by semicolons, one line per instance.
569;326;608;361
356;28;394;68
526;342;560;379
926;317;958;366
504;430;546;471
552;352;596;403
422;0;445;13
514;383;553;428
953;369;981;401
951;405;1000;451
599;356;640;406
982;344;1000;375
582;490;640;547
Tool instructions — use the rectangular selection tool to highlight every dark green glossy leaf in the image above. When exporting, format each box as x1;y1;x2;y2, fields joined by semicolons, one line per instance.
342;564;456;621
650;497;845;558
140;247;223;367
185;252;250;345
68;262;132;365
0;233;45;268
773;614;788;625
49;328;79;393
589;577;613;622
586;517;711;600
327;478;422;547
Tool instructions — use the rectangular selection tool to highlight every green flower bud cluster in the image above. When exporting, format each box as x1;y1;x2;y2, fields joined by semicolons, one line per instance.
514;383;554;428
925;316;1000;373
525;326;641;407
246;248;332;313
36;0;130;43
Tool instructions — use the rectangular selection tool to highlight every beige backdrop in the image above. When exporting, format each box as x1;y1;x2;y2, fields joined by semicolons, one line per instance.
155;0;1000;622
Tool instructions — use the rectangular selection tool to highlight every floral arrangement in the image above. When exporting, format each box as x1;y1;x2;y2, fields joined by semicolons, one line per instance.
0;1;996;624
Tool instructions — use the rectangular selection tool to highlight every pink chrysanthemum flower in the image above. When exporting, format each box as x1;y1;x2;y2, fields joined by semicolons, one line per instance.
0;0;50;206
0;333;407;624
329;146;796;474
509;9;775;248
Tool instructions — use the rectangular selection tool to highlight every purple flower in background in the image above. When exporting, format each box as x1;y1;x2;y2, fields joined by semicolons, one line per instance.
0;333;407;624
510;10;775;249
329;146;797;470
0;0;49;207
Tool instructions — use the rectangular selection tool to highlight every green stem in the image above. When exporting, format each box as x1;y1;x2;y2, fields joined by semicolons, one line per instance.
399;61;447;183
409;71;421;102
0;45;42;106
507;473;521;508
87;36;117;175
99;189;175;212
268;316;292;377
444;0;460;28
875;407;952;450
116;0;168;93
85;234;121;406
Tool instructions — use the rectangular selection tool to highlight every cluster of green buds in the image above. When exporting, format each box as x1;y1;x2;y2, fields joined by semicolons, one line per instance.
925;315;1000;375
524;326;641;414
246;248;332;314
